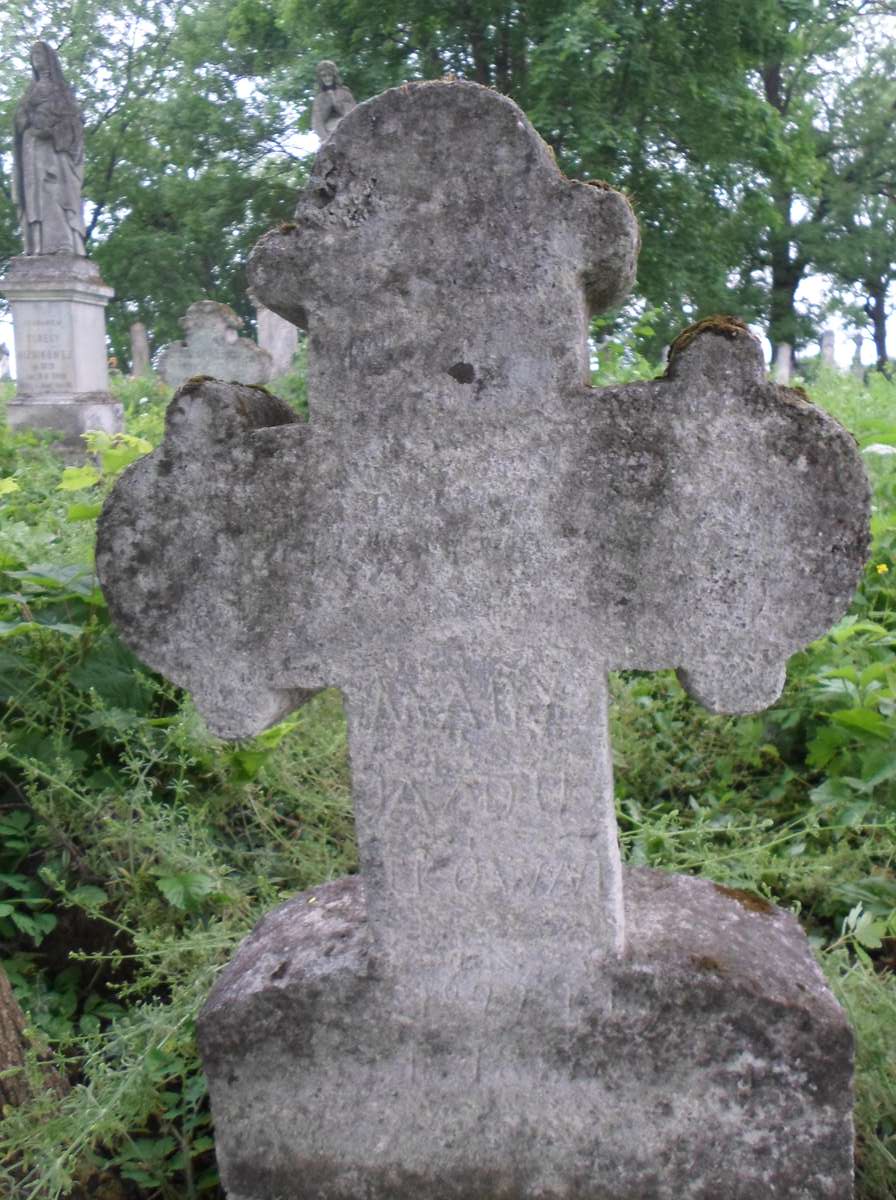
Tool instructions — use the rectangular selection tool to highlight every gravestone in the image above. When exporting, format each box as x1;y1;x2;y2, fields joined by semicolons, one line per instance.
820;328;836;367
773;340;793;383
0;344;10;381
250;292;298;376
1;41;121;443
852;333;865;378
129;321;151;377
156;300;273;390
97;82;870;1199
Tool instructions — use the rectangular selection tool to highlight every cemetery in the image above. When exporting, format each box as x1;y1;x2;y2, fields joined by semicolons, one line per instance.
0;7;894;1200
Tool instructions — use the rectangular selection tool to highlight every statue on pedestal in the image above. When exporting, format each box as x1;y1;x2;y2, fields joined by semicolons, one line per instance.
13;41;87;257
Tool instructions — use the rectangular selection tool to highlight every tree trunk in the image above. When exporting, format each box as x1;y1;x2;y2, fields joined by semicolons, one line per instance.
768;186;805;363
865;278;889;371
0;964;68;1109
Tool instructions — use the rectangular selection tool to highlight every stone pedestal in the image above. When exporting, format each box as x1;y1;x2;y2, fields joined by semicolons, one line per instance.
1;254;122;442
200;869;854;1200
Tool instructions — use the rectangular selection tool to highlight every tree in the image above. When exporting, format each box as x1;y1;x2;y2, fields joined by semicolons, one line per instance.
739;1;896;366
0;0;306;365
222;0;792;354
807;41;896;369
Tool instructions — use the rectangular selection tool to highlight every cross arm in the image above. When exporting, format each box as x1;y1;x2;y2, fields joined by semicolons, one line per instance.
96;379;320;739
577;321;871;713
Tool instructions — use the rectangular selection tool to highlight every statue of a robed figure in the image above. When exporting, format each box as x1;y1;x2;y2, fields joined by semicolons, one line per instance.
1;40;121;446
13;41;87;257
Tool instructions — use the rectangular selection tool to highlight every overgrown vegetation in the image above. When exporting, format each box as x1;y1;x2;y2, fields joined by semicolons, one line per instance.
0;362;893;1198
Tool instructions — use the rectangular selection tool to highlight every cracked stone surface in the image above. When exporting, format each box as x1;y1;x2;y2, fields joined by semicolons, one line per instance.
97;81;869;1198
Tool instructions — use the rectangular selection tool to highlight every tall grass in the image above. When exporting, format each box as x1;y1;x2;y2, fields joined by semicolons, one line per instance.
0;364;893;1197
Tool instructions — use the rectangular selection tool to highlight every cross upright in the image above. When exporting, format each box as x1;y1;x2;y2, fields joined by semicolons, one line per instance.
99;79;866;977
98;80;868;1199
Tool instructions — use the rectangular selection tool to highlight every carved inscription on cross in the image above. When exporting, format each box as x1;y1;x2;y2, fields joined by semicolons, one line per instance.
97;82;869;981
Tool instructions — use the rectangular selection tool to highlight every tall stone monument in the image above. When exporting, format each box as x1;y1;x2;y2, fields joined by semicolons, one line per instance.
156;300;273;390
1;41;121;441
820;328;836;367
97;83;870;1199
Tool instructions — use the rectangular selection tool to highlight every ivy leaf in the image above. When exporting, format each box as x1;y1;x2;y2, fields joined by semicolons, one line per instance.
57;465;101;491
67;502;103;522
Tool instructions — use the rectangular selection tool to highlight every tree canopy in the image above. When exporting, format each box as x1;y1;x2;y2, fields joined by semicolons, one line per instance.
0;0;894;367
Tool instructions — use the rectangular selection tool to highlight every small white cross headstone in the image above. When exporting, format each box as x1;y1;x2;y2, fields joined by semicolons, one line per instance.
98;82;868;1200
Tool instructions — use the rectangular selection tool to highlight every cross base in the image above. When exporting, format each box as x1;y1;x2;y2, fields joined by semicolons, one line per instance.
200;869;853;1200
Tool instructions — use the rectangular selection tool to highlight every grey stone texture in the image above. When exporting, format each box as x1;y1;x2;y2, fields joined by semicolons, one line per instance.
156;300;273;390
129;321;151;377
13;42;87;257
312;61;356;143
773;341;793;384
97;82;870;1199
252;295;298;375
1;252;122;441
201;872;854;1200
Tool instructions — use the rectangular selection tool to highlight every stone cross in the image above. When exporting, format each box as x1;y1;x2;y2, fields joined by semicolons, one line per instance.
156;300;273;390
98;82;868;1198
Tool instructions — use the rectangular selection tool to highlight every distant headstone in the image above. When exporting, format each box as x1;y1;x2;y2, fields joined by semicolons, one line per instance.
311;60;356;143
774;340;793;383
0;344;10;381
820;328;836;367
129;322;151;377
852;333;865;378
1;41;121;444
251;294;298;376
97;82;869;1199
156;301;273;390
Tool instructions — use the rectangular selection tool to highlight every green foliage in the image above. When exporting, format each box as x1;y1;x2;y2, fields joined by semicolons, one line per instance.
0;351;894;1195
0;0;309;367
604;366;896;1199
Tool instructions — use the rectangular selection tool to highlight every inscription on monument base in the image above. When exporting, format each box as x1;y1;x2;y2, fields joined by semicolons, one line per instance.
17;306;75;394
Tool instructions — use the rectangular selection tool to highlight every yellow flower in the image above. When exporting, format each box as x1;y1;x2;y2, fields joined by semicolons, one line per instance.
876;563;889;575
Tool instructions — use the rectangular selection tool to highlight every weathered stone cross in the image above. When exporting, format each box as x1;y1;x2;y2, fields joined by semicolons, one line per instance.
98;81;868;1198
98;79;866;973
